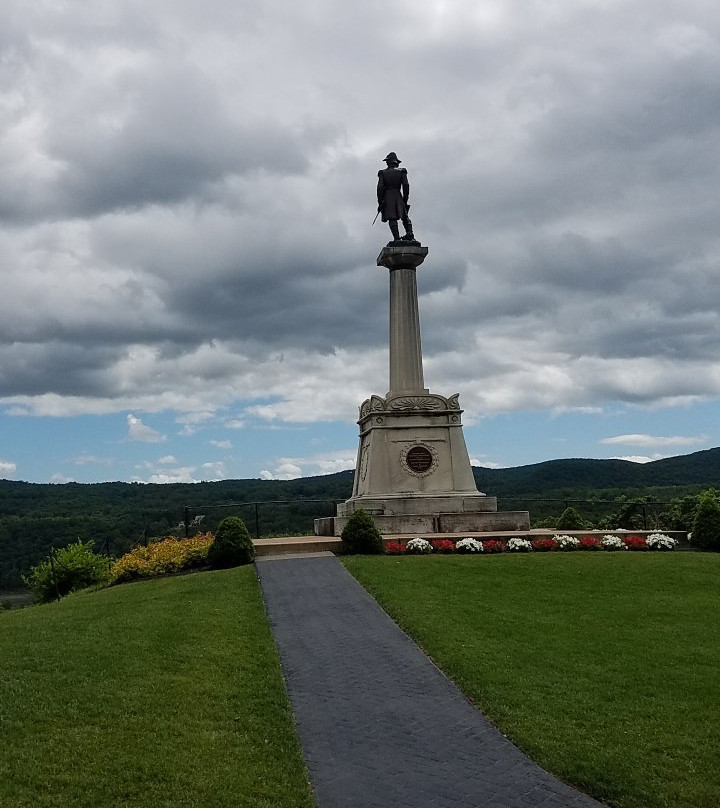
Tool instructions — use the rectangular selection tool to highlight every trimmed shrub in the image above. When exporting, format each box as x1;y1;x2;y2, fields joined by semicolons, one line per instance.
341;509;384;554
691;489;720;551
556;507;585;530
208;517;255;568
23;540;110;603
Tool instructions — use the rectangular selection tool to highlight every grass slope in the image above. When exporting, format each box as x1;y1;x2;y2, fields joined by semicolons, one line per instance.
344;553;720;808
0;568;313;808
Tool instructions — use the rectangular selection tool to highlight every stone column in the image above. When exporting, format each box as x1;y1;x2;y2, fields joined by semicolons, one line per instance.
377;244;429;395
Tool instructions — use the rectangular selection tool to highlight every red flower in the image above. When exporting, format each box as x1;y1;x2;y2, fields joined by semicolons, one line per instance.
482;540;505;554
579;536;601;551
531;538;559;552
623;535;648;551
384;541;406;555
431;539;456;554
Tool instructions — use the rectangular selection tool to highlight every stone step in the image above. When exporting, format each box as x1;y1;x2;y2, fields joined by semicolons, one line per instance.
254;536;343;557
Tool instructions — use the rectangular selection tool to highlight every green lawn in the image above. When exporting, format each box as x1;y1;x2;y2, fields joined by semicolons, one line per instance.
0;568;313;808
344;553;720;808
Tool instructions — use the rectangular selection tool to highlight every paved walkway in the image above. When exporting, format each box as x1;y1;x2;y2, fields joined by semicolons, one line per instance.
256;554;608;808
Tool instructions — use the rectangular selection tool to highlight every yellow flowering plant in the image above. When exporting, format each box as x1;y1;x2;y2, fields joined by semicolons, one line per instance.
109;533;214;584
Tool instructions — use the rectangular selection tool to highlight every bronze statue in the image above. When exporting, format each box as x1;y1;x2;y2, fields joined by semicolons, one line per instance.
376;152;416;243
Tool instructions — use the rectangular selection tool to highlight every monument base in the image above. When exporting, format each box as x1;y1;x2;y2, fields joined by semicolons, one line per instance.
314;389;530;537
315;510;531;537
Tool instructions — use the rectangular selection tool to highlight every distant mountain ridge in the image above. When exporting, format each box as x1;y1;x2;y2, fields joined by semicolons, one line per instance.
471;447;720;496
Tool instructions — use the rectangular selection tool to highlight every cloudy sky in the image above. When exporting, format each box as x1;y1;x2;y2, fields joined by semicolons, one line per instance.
1;0;719;484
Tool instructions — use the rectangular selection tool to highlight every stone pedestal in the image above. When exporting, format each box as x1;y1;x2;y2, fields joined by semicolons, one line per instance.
315;242;530;537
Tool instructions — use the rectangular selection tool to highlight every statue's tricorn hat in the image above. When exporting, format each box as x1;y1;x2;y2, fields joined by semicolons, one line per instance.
383;152;401;164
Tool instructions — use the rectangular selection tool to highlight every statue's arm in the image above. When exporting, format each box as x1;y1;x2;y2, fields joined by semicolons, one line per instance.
401;168;410;204
377;171;385;206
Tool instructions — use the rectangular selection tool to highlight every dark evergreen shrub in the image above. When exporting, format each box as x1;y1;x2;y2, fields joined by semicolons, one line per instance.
691;489;720;551
341;509;384;554
556;506;585;530
208;517;255;568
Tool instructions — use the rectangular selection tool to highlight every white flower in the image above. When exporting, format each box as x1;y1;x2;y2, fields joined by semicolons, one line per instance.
646;533;678;550
601;535;627;550
506;537;532;552
456;537;483;553
553;534;580;550
406;537;433;554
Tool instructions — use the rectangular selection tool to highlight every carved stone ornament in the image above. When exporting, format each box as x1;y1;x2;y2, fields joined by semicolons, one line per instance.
447;393;461;410
400;442;439;477
359;444;369;481
389;396;443;411
360;395;388;417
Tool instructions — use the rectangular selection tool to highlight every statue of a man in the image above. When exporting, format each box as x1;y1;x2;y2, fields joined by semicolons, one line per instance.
377;152;416;242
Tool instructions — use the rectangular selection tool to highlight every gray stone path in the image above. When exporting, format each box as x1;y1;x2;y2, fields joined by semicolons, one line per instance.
256;554;608;808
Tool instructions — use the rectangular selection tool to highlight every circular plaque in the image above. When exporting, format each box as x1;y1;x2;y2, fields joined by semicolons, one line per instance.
401;444;439;480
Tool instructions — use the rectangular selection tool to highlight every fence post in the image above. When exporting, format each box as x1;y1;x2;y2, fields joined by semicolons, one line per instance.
48;552;61;602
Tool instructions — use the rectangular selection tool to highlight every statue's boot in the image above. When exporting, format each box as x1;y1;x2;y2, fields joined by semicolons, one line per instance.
402;215;414;241
389;220;400;241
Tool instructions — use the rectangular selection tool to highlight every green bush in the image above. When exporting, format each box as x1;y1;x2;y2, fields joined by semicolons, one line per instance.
23;540;110;603
691;489;720;551
207;517;255;568
341;509;384;554
555;506;585;530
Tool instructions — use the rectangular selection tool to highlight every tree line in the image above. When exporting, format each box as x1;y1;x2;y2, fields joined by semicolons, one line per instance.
1;447;719;590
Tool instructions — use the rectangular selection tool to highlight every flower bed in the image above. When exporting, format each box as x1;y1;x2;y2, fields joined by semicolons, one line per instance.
382;533;681;556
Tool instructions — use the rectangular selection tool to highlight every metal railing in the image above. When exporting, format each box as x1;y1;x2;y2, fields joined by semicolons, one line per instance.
183;498;344;540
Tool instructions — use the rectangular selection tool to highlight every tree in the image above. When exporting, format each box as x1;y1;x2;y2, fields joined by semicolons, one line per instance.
341;509;384;554
691;489;720;551
555;506;585;530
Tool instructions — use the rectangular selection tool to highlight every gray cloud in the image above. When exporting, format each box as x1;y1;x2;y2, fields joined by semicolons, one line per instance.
1;0;720;425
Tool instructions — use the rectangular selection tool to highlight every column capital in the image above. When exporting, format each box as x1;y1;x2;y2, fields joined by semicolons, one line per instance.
377;244;428;270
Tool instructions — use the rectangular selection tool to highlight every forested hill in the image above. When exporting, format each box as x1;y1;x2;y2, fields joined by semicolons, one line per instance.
1;447;719;589
471;447;720;496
